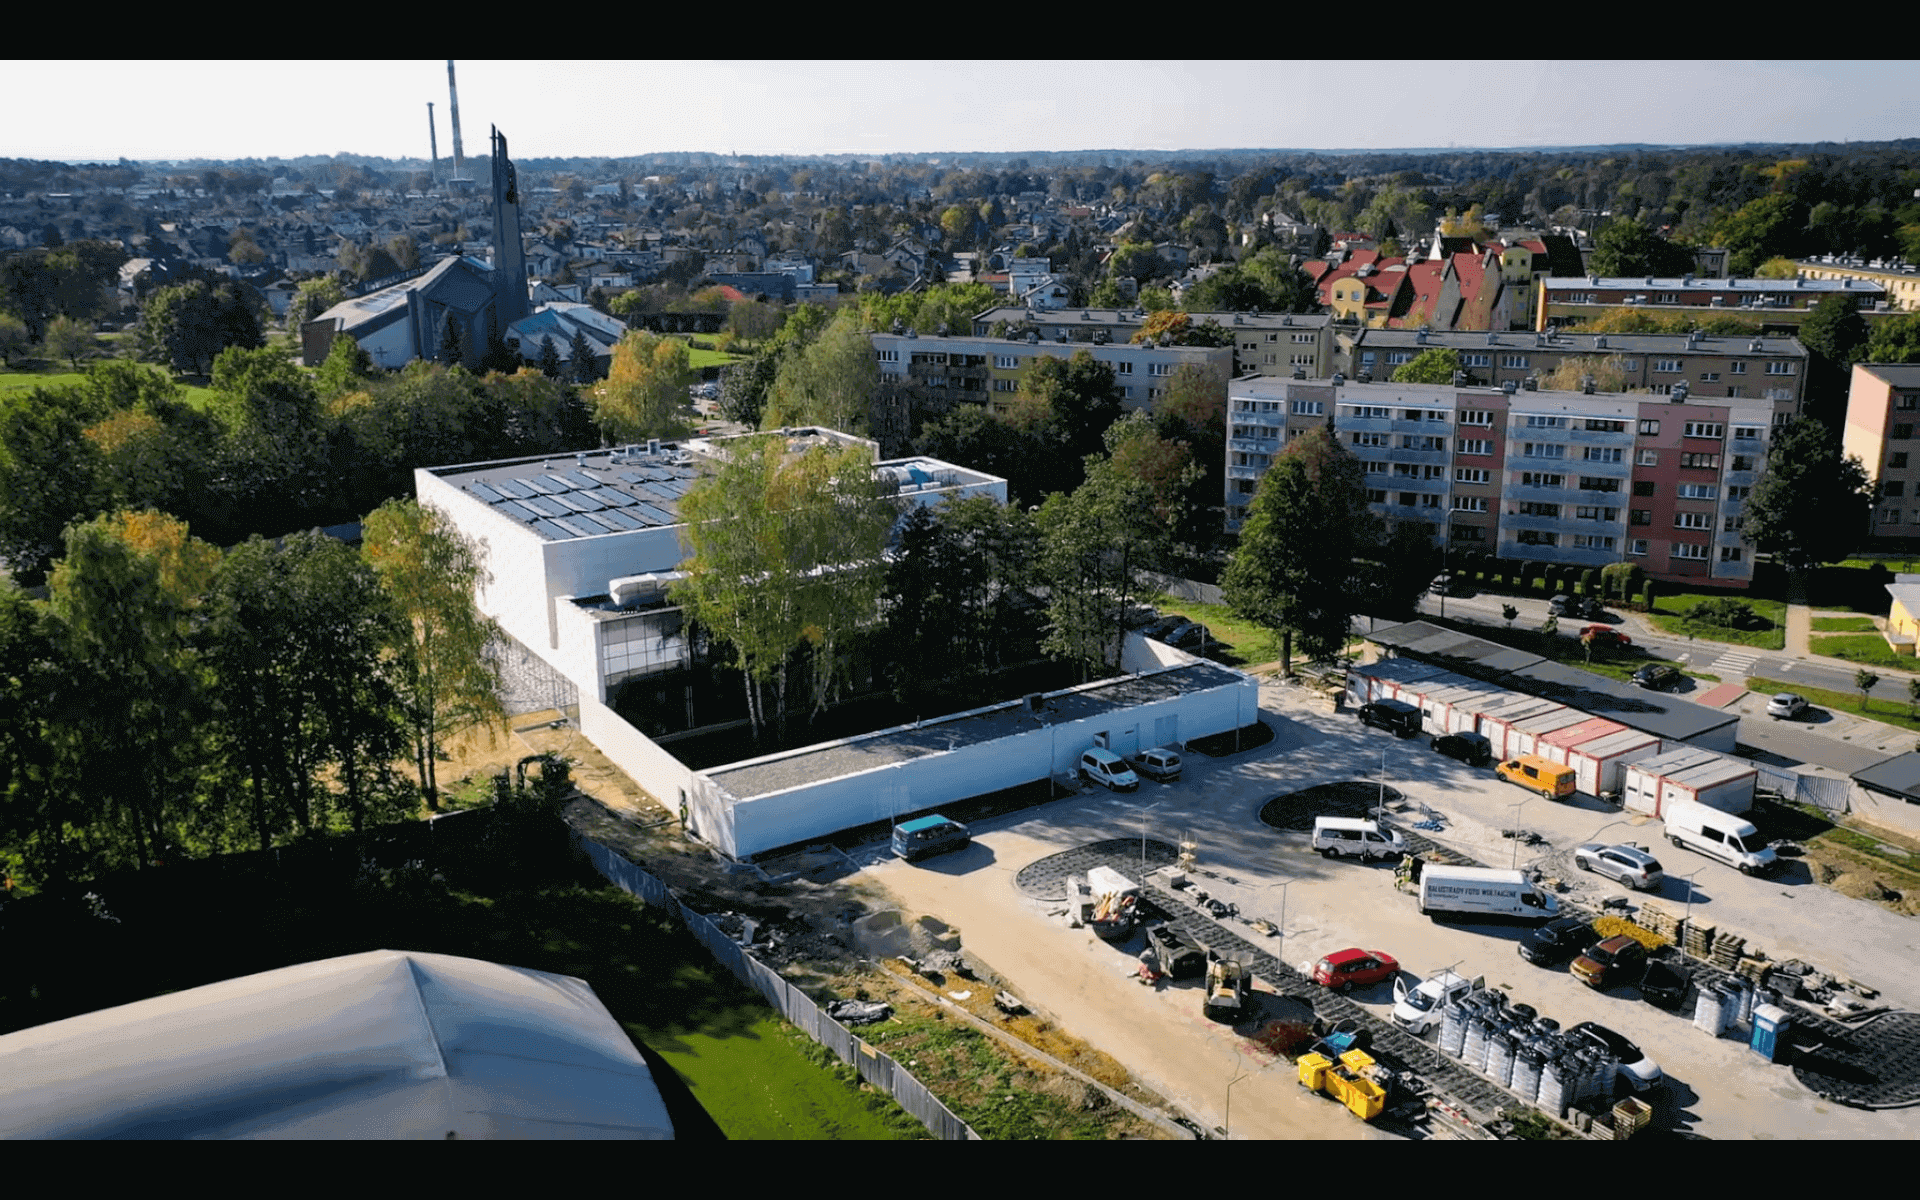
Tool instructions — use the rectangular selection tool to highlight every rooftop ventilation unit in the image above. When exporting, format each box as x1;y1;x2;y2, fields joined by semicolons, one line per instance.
1415;329;1428;344
647;439;660;456
1291;368;1306;380
1523;377;1538;391
1501;380;1516;395
1331;372;1345;387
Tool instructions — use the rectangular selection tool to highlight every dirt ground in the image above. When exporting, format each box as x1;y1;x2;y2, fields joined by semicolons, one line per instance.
431;713;1194;1138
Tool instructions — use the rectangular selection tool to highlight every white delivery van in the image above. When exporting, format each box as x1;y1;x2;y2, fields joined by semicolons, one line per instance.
1311;817;1409;862
1662;800;1777;875
1418;864;1559;922
1391;969;1487;1035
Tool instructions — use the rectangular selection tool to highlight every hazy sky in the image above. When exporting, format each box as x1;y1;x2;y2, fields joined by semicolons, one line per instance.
8;60;1920;163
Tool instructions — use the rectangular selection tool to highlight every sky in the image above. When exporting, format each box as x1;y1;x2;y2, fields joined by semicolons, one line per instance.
6;60;1920;163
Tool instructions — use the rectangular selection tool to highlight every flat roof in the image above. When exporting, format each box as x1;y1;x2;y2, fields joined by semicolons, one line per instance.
431;445;703;542
1542;276;1883;294
706;661;1248;800
1353;329;1806;357
1629;746;1756;787
1859;363;1920;388
1851;751;1920;800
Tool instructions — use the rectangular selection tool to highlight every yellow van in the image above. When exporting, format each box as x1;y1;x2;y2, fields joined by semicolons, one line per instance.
1496;754;1576;800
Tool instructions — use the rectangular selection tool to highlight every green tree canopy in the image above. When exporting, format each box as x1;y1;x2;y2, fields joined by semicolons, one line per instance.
1390;347;1462;385
1741;418;1873;573
594;329;693;442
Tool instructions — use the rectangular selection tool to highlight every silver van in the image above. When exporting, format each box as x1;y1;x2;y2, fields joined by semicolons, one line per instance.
1311;817;1408;862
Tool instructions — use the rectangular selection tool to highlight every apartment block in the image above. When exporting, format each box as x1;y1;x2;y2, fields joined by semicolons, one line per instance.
1795;256;1920;313
1338;327;1807;422
1842;363;1920;541
1227;376;1773;587
970;306;1334;379
1537;274;1886;333
870;330;1233;456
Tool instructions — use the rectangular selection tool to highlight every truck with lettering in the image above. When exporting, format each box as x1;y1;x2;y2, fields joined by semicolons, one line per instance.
1417;864;1559;923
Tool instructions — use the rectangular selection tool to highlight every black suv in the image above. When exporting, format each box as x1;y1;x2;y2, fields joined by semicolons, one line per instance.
1518;916;1601;967
1630;663;1682;691
1430;731;1493;766
1358;699;1421;737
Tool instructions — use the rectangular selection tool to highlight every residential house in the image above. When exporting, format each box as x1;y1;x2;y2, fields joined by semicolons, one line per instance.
1842;363;1920;544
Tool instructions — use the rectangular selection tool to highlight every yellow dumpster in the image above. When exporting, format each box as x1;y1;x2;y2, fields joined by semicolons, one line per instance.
1297;1052;1333;1091
1330;1050;1386;1121
1339;1049;1377;1075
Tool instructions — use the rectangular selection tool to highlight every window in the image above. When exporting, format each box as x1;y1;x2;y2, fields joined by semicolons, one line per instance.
1630;539;1649;556
1291;400;1324;415
1457;438;1492;455
1727;485;1751;501
876;349;900;363
1353;432;1387;447
1347;404;1391;419
1720;546;1744;563
1655;359;1683;373
1401;409;1424;421
1362;460;1388;474
1766;361;1795;375
1675;512;1712;529
1366;489;1387;503
1731;455;1755;471
1887;482;1908;498
1525;415;1565;428
1459;409;1494;426
1733;426;1762;441
1422;464;1445;480
1451;524;1487;542
1425;409;1449;422
1403;435;1444;451
994;355;1018;368
1115;361;1133;374
1684;422;1724;438
1621;359;1641;371
993;378;1017;392
1634;480;1656;496
1461;352;1491;367
1631;510;1652;525
1265;332;1279;342
1884;509;1903;526
1521;472;1564;488
1680;452;1722;469
1420;493;1442;508
1724;515;1745;532
1575;506;1618;521
1573;534;1617;550
1523;443;1565;459
1672;543;1709;561
1519;502;1562;518
1585;419;1627;433
1583;446;1623;463
1385;352;1413;365
1638;419;1660;435
1292;332;1315;344
1676;483;1717;500
1291;353;1315;366
1579;476;1621;492
1517;530;1559;546
1455;467;1490;484
1893;452;1911;468
1729;361;1746;375
1399;492;1419;507
1700;372;1720;382
1639;450;1659;466
1148;362;1172;376
1501;354;1530;368
1452;496;1488;512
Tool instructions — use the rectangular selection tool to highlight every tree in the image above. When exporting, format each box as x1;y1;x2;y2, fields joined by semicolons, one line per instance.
1589;216;1697;277
1907;675;1920;719
1857;669;1882;713
41;314;95;371
1538;353;1634;393
1023;349;1122;463
438;311;466;366
762;308;878;433
1223;423;1381;674
594;328;692;442
315;332;373;400
1754;256;1799;279
718;350;776;427
1390;347;1462;385
361;498;505;811
1798;294;1871;424
284;276;346;337
1742;418;1873;573
1502;604;1518;628
0;313;29;367
670;436;895;744
569;327;599;383
537;334;564;379
141;279;264;376
1862;312;1920;365
0;389;107;583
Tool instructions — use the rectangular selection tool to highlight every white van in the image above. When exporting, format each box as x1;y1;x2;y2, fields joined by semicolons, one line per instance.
1311;817;1408;862
1418;864;1560;922
1662;800;1777;875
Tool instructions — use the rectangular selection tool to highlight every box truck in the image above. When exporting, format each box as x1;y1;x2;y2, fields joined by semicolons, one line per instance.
1418;864;1559;922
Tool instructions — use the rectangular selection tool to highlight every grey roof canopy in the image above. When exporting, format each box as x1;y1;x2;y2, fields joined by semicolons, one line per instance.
0;949;674;1140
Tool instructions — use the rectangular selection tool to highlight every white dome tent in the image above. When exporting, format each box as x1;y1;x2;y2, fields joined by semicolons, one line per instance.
0;949;674;1139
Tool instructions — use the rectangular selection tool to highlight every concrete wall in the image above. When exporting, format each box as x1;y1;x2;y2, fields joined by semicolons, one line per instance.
578;694;696;818
699;670;1259;859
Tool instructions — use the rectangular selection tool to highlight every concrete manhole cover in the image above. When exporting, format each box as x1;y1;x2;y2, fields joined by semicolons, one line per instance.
1258;781;1406;832
1792;1011;1920;1109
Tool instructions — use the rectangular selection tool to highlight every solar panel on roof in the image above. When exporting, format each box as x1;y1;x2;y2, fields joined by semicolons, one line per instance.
519;476;558;495
521;496;567;518
654;479;690;497
550;516;600;538
468;482;505;503
492;478;534;499
591;507;644;531
543;475;575;492
617;471;645;484
563;471;600;489
632;502;676;525
573;512;622;533
639;482;678;503
530;519;578;540
587;488;635;508
551;492;600;513
502;499;546;522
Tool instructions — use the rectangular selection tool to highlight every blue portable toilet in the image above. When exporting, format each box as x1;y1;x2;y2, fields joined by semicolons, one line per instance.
1751;1003;1791;1063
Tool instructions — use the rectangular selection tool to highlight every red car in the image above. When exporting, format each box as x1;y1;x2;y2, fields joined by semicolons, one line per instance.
1579;625;1631;648
1311;948;1401;993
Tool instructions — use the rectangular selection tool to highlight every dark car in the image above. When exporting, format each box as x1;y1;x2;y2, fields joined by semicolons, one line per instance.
1572;935;1651;990
1639;959;1691;1011
1549;594;1593;619
1358;699;1422;738
1142;615;1191;642
1167;622;1213;652
1146;924;1210;980
1518;916;1601;967
1630;663;1682;692
1430;731;1493;767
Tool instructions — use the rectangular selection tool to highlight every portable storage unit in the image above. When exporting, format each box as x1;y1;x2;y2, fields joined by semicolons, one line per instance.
1476;696;1570;763
1508;708;1596;762
1347;659;1451;709
1538;720;1663;798
1421;681;1512;736
1622;747;1758;818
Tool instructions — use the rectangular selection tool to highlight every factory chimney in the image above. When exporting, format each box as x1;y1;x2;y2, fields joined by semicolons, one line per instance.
446;60;465;181
426;102;438;183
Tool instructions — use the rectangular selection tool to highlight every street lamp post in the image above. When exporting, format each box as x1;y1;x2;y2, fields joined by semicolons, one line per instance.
1510;797;1531;869
1138;802;1162;876
1682;868;1705;927
1265;877;1294;963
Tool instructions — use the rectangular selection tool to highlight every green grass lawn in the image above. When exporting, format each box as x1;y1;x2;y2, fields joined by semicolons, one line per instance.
684;345;744;370
1;363;218;410
1812;616;1880;633
1749;675;1920;735
1646;592;1787;650
1145;595;1283;665
1810;633;1913;671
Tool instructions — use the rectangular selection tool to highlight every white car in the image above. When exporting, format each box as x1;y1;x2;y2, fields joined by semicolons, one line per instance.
1568;1020;1663;1094
1129;746;1182;782
1572;843;1666;891
1079;747;1140;792
1767;693;1809;720
1389;969;1486;1035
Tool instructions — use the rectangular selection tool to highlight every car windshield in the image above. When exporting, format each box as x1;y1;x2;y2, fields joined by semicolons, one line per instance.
1735;833;1770;853
1404;988;1438;1011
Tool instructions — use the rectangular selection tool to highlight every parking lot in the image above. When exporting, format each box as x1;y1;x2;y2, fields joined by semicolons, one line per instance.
864;674;1920;1139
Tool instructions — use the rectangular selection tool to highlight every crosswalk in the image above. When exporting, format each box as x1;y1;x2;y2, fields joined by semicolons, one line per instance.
1699;649;1760;680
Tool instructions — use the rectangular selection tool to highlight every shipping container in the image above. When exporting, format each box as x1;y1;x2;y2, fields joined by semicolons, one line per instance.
1476;695;1569;762
1541;722;1663;797
1623;747;1758;818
